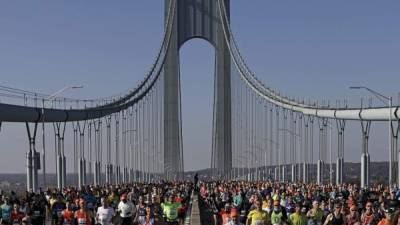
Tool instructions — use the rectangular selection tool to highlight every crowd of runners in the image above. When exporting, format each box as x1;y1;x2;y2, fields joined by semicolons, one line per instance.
0;182;193;225
200;181;400;225
3;179;400;225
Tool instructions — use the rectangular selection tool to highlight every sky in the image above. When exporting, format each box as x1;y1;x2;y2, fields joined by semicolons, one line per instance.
0;1;399;173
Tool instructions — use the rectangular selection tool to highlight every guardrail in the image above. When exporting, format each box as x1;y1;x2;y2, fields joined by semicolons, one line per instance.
184;191;195;224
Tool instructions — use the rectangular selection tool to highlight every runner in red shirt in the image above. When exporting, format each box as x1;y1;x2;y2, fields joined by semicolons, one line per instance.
11;203;25;225
74;199;92;225
61;201;75;225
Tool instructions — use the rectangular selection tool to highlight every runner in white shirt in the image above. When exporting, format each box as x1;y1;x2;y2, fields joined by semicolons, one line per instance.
117;194;136;225
96;198;115;225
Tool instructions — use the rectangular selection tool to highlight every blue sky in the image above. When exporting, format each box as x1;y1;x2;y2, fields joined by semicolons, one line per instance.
0;1;399;172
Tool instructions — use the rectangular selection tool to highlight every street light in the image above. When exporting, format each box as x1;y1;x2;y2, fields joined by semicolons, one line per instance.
42;85;83;187
350;86;393;186
46;85;84;102
278;128;300;137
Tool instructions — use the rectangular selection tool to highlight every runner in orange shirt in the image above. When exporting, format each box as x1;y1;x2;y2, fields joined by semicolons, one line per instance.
61;201;75;225
74;199;92;225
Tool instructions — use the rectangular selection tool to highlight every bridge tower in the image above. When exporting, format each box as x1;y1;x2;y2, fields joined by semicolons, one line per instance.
164;0;232;178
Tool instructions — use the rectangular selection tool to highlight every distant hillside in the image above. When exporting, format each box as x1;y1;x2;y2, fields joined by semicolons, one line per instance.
186;161;391;185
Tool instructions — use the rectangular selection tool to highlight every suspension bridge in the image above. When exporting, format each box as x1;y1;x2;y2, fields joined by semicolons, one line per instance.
0;0;399;193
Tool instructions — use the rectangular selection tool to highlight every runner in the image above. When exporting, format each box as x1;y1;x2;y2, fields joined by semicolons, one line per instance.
161;194;181;225
135;196;147;225
51;195;66;225
323;203;345;225
360;202;376;225
60;201;74;225
271;199;288;225
83;190;97;213
1;197;12;225
96;198;115;225
117;194;135;225
307;201;324;225
220;203;232;225
144;205;155;225
345;205;359;225
10;203;24;225
233;191;243;211
150;194;163;225
29;196;45;225
246;199;270;225
74;199;92;225
228;209;245;225
289;204;307;225
377;208;393;225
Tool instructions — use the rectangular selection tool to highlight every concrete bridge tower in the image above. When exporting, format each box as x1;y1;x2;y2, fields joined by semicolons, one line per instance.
163;0;232;178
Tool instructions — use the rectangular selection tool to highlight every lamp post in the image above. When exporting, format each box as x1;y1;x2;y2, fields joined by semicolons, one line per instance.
350;86;393;186
42;85;83;187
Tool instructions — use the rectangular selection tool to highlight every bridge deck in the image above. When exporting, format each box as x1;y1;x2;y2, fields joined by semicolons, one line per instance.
190;194;202;225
